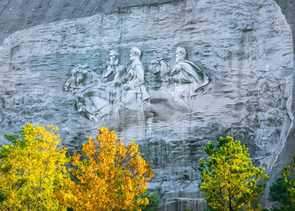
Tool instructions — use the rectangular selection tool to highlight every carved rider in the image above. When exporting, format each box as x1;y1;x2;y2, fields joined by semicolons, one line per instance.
122;47;150;106
64;50;126;121
146;59;161;90
99;49;126;105
102;50;125;87
171;47;209;97
64;64;90;94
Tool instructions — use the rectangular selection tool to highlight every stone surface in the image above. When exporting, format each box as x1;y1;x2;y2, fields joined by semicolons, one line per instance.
270;0;295;185
275;0;295;57
160;198;207;211
0;0;179;44
0;0;293;209
62;46;210;122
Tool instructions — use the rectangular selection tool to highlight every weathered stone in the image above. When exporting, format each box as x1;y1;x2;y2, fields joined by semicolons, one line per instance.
0;0;180;44
160;198;207;211
0;0;293;209
275;0;295;58
269;1;295;203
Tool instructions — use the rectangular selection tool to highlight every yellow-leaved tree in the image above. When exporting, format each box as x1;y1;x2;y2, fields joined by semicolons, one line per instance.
67;128;154;211
0;123;72;210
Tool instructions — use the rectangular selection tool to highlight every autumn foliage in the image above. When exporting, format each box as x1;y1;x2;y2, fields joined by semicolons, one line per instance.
67;128;154;211
0;124;154;210
0;124;70;210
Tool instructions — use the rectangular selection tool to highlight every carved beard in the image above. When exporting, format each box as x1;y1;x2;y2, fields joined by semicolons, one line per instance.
176;56;185;63
130;56;140;64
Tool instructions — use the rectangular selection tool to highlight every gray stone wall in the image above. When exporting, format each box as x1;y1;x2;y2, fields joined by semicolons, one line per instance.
275;0;295;55
0;0;180;44
0;0;294;210
268;1;295;204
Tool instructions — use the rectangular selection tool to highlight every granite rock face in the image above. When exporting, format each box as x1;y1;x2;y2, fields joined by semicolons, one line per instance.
272;0;295;187
0;0;293;209
0;0;179;44
275;0;295;57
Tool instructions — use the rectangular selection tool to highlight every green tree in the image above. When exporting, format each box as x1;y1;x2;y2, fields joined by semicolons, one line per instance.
199;136;268;211
269;157;295;211
140;191;160;211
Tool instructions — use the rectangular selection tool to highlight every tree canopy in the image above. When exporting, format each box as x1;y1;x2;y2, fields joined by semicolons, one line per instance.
199;136;268;211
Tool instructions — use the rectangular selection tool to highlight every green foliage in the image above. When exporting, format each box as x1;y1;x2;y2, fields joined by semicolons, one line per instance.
270;178;289;205
0;191;5;203
199;136;268;211
140;191;160;211
3;133;19;144
269;157;295;211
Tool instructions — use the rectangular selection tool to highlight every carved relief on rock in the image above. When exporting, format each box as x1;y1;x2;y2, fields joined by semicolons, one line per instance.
64;46;210;120
121;47;150;109
0;98;5;124
170;47;209;97
159;47;210;108
64;63;113;121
